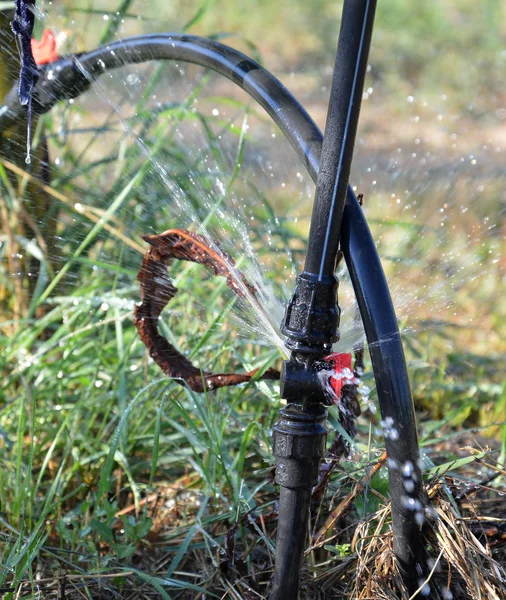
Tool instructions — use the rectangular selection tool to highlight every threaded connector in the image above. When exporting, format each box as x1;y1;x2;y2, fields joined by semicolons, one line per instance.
273;404;327;489
280;271;340;354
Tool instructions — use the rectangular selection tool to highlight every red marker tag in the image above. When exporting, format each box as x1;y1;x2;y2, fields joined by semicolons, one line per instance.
324;353;356;397
31;30;58;65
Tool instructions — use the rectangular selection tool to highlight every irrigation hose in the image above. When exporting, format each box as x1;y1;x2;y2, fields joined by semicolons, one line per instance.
305;0;377;280
275;2;379;596
0;33;427;594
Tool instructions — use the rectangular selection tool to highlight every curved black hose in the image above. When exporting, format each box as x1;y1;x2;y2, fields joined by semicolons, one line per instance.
341;201;426;586
0;33;426;592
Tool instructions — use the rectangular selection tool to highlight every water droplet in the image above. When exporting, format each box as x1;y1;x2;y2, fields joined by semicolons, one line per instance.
419;582;431;596
404;479;415;493
127;73;140;85
402;462;414;477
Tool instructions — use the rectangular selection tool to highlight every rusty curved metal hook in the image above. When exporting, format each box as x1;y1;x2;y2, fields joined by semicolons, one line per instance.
134;228;280;392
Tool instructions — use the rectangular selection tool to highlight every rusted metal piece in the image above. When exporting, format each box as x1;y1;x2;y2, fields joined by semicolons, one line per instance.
134;228;280;392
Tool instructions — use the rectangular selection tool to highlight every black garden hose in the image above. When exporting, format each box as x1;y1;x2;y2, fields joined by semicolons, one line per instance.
0;32;427;595
305;0;377;280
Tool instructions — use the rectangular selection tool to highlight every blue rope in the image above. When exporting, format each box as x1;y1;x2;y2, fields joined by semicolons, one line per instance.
11;0;39;105
10;0;39;162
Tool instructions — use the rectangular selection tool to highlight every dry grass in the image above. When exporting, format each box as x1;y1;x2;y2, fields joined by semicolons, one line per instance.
7;450;504;599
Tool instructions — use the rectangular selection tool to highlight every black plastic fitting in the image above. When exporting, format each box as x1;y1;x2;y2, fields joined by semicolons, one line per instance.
280;271;340;354
273;404;327;488
275;271;336;599
279;360;321;403
279;359;335;406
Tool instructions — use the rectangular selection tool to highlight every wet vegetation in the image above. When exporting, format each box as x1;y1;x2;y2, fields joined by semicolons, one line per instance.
0;0;505;598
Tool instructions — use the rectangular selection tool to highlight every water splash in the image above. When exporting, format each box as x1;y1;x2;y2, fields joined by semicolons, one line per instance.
67;53;293;358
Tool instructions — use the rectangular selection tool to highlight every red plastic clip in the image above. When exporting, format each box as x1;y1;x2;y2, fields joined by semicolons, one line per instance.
31;30;58;66
324;353;356;397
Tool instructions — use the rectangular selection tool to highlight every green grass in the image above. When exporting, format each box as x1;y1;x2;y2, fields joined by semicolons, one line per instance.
0;1;505;597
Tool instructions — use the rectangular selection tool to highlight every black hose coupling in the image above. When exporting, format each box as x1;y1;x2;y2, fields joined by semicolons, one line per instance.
280;271;340;354
273;403;327;489
279;359;331;405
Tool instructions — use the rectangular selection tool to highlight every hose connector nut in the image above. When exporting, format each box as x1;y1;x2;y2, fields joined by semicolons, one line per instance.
273;404;327;489
280;271;340;353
